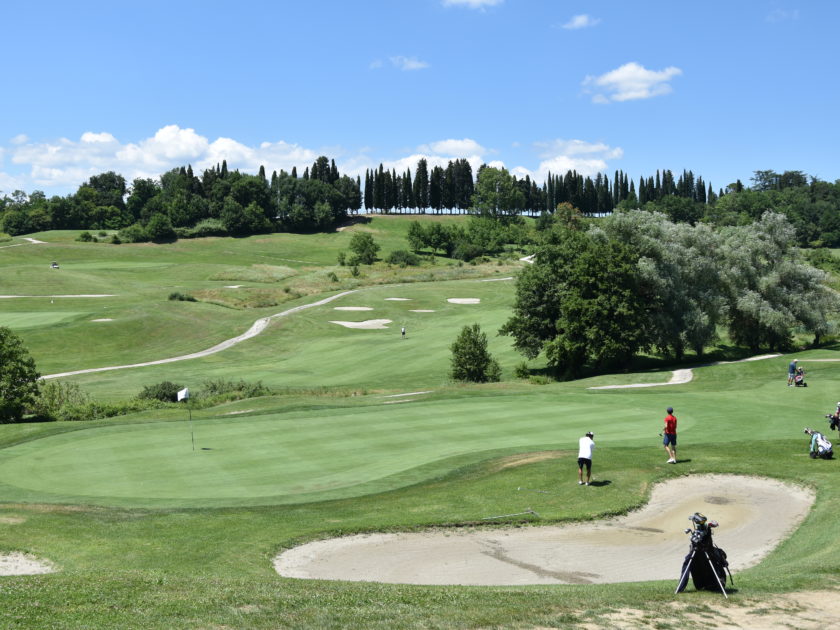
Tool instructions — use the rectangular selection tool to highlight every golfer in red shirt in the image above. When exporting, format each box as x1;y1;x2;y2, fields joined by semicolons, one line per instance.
663;407;677;464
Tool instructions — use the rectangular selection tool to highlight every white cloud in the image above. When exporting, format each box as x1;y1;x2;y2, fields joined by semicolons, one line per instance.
5;126;321;191
417;138;487;157
369;59;383;70
2;129;623;198
562;14;601;29
766;8;799;22
10;134;29;145
442;0;503;8
389;56;429;71
512;138;623;184
583;62;682;103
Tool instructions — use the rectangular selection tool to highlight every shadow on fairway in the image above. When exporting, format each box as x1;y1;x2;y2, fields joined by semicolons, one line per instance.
588;480;612;487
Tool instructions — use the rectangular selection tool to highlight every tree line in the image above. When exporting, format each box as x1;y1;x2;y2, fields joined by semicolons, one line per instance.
0;157;362;241
2;157;840;248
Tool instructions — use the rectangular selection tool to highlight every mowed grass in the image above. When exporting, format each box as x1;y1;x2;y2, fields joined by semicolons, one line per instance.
2;225;840;628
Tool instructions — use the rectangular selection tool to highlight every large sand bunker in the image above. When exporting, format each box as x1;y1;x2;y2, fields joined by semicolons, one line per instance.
274;475;813;586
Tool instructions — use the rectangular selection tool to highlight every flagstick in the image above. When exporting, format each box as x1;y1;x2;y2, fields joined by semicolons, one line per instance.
188;403;195;452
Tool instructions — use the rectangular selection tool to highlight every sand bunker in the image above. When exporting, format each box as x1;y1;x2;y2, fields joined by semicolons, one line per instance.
447;298;480;304
330;319;392;329
481;277;513;282
224;285;243;288
333;306;374;311
409;309;435;313
91;318;113;322
385;298;410;301
274;475;813;586
0;552;55;576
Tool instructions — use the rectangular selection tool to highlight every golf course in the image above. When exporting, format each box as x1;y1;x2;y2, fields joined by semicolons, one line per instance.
2;217;840;629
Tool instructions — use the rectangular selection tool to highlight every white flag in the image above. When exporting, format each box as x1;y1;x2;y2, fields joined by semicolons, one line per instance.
177;387;190;401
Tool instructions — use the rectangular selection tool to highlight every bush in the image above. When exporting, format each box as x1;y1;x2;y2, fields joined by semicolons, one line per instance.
337;251;346;266
117;223;149;243
138;381;184;403
200;379;271;401
76;231;96;242
450;323;501;383
146;213;176;242
109;234;122;244
33;381;90;421
387;250;421;267
168;291;197;302
348;232;380;264
327;271;339;282
350;264;361;277
514;362;530;379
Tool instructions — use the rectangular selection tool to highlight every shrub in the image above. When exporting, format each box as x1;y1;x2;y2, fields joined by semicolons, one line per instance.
33;381;90;421
350;264;361;277
138;381;184;403
514;362;531;379
387;250;421;267
146;213;176;242
76;231;95;242
450;323;501;383
348;232;380;264
327;271;339;282
117;223;149;243
168;292;197;302
200;379;271;401
109;234;122;244
337;251;346;266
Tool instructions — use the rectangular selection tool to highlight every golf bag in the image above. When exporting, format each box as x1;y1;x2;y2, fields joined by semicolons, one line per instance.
810;432;834;459
794;368;807;387
826;413;840;433
676;513;731;596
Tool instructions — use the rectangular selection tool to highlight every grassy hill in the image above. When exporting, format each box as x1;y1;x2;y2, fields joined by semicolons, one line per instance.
1;219;839;629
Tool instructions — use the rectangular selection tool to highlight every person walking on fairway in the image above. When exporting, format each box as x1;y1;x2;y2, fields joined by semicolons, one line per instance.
663;407;677;464
788;358;798;386
401;326;406;339
577;431;595;485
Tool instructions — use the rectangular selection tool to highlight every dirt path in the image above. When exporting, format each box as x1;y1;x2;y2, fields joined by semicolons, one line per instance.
588;354;780;390
274;474;813;586
42;291;356;380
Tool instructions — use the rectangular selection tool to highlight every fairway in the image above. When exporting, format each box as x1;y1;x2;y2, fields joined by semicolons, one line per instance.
0;311;89;329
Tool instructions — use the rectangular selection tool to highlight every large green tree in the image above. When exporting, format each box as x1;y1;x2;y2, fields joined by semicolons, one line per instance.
471;166;525;222
0;327;41;423
501;228;651;377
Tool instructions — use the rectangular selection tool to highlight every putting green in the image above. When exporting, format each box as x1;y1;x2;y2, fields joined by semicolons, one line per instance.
0;311;90;329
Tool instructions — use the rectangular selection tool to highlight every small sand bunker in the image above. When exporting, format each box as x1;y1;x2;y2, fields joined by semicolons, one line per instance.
330;319;392;329
0;552;55;576
274;475;813;586
385;298;410;301
91;318;113;322
447;298;480;304
224;285;243;288
481;277;513;282
333;307;374;311
409;309;435;313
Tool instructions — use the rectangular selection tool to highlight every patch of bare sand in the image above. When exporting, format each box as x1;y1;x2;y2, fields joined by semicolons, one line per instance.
409;309;435;313
385;297;410;301
581;589;840;629
447;298;480;304
0;552;55;576
274;475;813;586
333;306;373;311
330;319;392;329
91;318;113;322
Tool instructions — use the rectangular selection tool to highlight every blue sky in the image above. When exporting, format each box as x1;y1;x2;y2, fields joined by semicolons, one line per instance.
1;0;837;197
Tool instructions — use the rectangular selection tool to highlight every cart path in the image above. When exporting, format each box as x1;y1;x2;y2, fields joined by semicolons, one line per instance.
588;354;781;390
42;291;357;380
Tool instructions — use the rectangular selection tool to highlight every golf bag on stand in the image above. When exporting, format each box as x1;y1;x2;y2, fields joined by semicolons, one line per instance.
675;513;732;597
